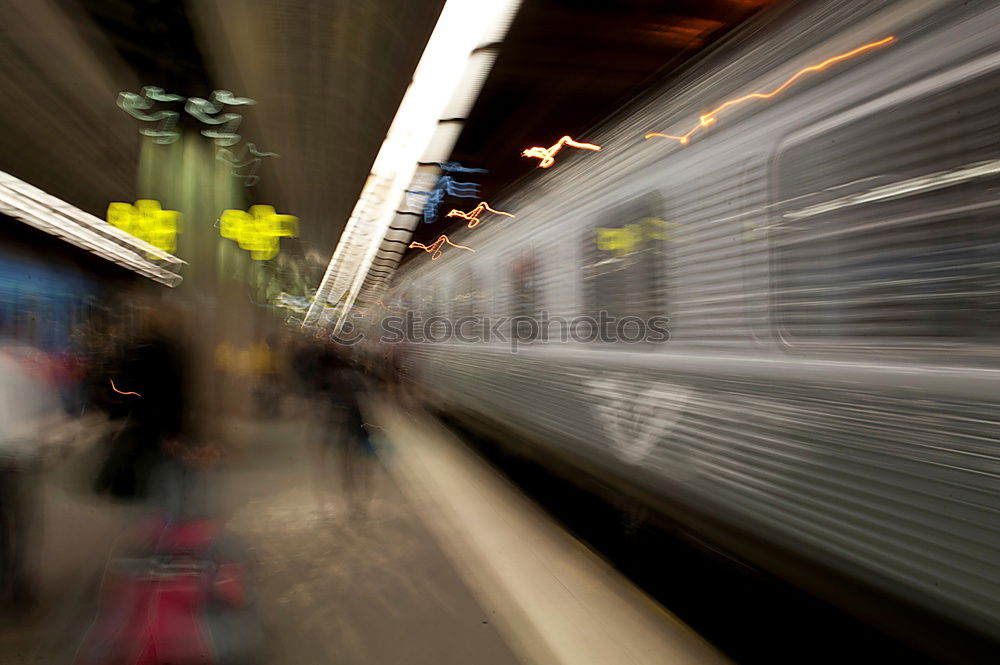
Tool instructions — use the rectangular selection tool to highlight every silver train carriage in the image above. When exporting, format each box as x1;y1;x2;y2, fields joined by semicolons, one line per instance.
379;0;1000;649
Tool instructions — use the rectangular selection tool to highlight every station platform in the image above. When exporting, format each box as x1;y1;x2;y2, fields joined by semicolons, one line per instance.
0;398;728;665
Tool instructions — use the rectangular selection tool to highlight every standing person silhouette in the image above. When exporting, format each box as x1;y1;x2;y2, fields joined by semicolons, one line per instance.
318;344;373;519
95;304;188;503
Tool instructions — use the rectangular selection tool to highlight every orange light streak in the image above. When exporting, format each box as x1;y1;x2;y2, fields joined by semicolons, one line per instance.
446;201;515;229
376;299;404;315
334;299;403;318
522;135;601;168
410;235;476;260
109;378;141;397
645;35;895;144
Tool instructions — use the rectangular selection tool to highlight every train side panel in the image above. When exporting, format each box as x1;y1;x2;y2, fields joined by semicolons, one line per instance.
388;0;1000;641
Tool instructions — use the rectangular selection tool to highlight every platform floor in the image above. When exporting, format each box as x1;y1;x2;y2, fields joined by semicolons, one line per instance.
0;399;727;665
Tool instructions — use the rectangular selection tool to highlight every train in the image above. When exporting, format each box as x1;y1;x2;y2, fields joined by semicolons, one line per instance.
376;0;1000;655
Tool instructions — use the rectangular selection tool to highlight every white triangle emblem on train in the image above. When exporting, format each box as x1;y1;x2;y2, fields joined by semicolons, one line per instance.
586;377;693;464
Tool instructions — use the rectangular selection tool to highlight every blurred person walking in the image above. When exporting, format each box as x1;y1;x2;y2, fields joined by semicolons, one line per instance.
75;304;265;665
0;345;59;610
328;348;374;518
301;337;374;519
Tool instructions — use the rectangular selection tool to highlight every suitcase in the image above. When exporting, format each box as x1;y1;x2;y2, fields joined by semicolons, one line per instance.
74;515;260;665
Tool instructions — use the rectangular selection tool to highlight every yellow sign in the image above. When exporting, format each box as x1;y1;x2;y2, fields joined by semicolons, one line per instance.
220;205;298;260
107;199;180;256
215;340;272;376
595;217;678;255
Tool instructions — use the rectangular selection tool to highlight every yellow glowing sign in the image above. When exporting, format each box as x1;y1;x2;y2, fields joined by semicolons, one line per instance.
522;135;601;168
220;204;298;260
410;235;475;260
107;199;180;256
445;201;515;228
645;36;895;144
215;341;272;376
596;217;678;255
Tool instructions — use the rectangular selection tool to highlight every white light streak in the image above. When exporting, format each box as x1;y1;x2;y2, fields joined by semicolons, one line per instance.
306;0;522;330
0;170;184;287
784;159;1000;220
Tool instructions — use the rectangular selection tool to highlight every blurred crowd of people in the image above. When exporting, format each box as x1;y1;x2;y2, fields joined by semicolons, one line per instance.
0;291;413;665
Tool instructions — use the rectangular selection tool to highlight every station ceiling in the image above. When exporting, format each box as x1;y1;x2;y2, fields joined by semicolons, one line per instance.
0;0;773;279
409;0;776;250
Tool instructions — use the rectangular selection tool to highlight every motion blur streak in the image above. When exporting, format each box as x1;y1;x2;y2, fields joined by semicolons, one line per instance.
409;234;476;260
521;135;602;168
5;0;1000;663
446;201;515;228
383;2;1000;658
785;157;1000;219
0;171;183;286
645;35;896;144
108;379;140;397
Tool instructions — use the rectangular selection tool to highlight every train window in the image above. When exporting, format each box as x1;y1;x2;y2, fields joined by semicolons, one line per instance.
422;285;435;319
455;268;484;336
423;285;447;340
510;250;542;340
399;291;419;341
582;194;668;339
775;65;1000;349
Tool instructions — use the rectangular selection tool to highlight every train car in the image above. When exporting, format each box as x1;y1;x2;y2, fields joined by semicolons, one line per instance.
381;0;1000;654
